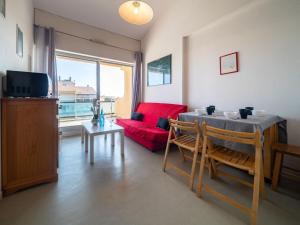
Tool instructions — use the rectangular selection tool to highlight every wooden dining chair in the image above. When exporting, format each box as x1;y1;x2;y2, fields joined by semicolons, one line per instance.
162;118;202;190
271;143;300;190
197;122;264;225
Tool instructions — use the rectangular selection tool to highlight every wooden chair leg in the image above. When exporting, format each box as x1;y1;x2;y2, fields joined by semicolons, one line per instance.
163;141;171;172
260;156;266;199
271;152;283;190
178;146;186;162
197;139;207;197
208;160;213;179
251;161;261;225
209;159;217;179
189;149;198;190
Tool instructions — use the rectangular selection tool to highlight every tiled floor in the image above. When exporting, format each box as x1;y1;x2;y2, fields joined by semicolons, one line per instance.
0;135;299;225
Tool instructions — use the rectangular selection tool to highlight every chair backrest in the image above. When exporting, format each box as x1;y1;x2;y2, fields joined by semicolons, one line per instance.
169;118;200;134
202;122;261;147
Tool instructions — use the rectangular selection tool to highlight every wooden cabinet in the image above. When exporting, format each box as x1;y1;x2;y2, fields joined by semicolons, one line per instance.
1;98;58;196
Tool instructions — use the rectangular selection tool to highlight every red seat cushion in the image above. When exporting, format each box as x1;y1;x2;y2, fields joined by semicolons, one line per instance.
117;119;169;143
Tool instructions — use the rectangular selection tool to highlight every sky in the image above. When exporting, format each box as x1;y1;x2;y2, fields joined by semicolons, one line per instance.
57;57;97;89
57;57;125;97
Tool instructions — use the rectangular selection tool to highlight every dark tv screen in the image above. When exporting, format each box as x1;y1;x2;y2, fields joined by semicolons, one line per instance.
5;70;49;97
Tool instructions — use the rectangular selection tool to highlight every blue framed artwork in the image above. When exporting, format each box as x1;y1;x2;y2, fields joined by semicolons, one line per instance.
147;54;172;86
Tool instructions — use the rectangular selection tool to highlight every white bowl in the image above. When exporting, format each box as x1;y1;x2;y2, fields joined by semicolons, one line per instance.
195;108;207;115
253;110;266;117
213;109;224;116
224;111;239;119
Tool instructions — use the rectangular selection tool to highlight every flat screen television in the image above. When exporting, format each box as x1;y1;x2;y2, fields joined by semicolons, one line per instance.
3;71;50;97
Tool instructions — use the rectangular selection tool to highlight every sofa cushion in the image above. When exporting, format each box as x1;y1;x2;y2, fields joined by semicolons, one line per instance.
156;117;170;131
116;119;169;143
131;112;144;121
117;119;150;130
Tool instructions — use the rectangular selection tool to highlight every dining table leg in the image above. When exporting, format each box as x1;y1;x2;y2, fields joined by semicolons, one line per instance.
263;124;278;180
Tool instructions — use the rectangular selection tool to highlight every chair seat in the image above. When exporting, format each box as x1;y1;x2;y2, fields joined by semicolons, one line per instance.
208;146;255;174
172;135;199;151
272;143;300;157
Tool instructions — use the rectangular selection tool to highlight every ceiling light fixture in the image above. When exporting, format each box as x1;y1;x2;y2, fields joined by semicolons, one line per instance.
119;1;154;25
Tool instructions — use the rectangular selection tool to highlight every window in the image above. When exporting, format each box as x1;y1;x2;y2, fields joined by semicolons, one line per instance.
100;63;132;119
56;53;133;128
57;56;97;124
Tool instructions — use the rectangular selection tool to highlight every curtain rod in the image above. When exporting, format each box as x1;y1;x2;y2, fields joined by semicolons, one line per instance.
55;30;137;53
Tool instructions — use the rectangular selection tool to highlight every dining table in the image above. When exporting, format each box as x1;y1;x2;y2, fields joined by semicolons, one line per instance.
178;111;286;180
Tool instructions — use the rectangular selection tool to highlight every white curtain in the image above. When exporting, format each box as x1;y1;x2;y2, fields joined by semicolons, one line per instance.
33;25;58;97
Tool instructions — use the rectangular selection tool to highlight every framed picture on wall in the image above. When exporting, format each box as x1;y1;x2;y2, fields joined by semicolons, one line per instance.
147;54;172;86
16;25;23;57
0;0;5;18
220;52;239;75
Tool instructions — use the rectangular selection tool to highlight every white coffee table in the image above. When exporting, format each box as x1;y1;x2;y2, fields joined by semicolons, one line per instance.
82;121;125;164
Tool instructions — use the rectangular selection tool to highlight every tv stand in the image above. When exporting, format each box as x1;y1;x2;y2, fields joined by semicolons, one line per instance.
1;98;59;196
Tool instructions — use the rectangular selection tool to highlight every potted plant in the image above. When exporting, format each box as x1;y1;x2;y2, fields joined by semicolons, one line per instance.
91;99;100;125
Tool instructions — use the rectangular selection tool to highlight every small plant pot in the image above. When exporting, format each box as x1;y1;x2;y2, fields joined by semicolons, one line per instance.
91;118;98;125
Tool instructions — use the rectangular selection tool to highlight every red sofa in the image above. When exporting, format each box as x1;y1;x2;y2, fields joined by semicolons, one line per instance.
116;102;188;151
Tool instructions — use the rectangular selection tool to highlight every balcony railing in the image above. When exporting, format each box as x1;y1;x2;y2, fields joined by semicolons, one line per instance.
59;100;116;122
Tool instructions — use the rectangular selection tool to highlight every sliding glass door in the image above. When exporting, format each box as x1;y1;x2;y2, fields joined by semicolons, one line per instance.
56;53;133;128
57;56;97;127
100;62;133;119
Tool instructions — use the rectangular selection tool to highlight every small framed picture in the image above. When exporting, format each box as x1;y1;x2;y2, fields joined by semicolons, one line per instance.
220;52;239;75
16;25;23;57
0;0;5;18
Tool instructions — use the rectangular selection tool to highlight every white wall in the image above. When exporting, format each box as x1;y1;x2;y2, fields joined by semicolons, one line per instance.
141;0;250;103
142;0;300;145
186;0;300;145
34;9;140;63
0;0;34;198
0;0;34;74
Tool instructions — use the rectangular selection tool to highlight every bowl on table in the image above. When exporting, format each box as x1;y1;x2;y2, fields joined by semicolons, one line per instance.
213;109;224;116
195;108;207;115
208;105;216;111
253;110;266;117
245;107;254;115
224;111;239;120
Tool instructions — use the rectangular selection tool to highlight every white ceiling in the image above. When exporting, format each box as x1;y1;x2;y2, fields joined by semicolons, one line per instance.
33;0;175;40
